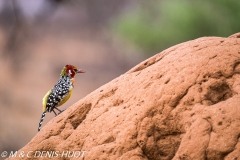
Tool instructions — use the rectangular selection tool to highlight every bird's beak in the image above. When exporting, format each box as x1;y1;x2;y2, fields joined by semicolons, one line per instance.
77;69;85;73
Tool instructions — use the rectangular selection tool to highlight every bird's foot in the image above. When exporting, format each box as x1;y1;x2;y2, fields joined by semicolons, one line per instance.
57;109;66;116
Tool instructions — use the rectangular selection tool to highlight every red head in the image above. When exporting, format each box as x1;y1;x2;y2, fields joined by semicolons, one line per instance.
61;64;85;78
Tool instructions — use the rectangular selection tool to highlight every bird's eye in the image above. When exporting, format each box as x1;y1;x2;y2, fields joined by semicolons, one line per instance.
73;69;78;72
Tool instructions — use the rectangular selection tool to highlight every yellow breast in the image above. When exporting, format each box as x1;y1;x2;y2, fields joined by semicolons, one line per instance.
57;87;73;107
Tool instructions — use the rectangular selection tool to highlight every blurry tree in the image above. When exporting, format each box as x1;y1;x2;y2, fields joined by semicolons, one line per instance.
112;0;240;54
0;0;129;69
77;0;128;28
0;0;66;69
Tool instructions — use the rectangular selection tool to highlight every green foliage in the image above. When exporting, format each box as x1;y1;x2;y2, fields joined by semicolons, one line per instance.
112;0;240;54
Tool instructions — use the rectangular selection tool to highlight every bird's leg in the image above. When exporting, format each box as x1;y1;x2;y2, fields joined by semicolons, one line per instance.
54;107;66;115
52;110;58;117
54;107;65;113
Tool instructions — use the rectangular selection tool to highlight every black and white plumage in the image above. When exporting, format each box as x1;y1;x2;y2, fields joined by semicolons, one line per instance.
38;64;85;132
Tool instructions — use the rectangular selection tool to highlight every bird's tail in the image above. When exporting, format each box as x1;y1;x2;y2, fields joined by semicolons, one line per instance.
38;110;47;132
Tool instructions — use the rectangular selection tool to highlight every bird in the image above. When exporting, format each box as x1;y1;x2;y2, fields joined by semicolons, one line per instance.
38;64;85;132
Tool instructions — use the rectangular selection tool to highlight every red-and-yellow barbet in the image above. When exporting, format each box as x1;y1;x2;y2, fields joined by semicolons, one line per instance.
38;64;85;132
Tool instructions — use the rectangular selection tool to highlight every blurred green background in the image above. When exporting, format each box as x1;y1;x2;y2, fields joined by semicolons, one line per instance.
112;0;240;53
0;0;239;156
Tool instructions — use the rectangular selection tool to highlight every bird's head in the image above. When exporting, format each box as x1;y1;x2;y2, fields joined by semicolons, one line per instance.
60;64;85;78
